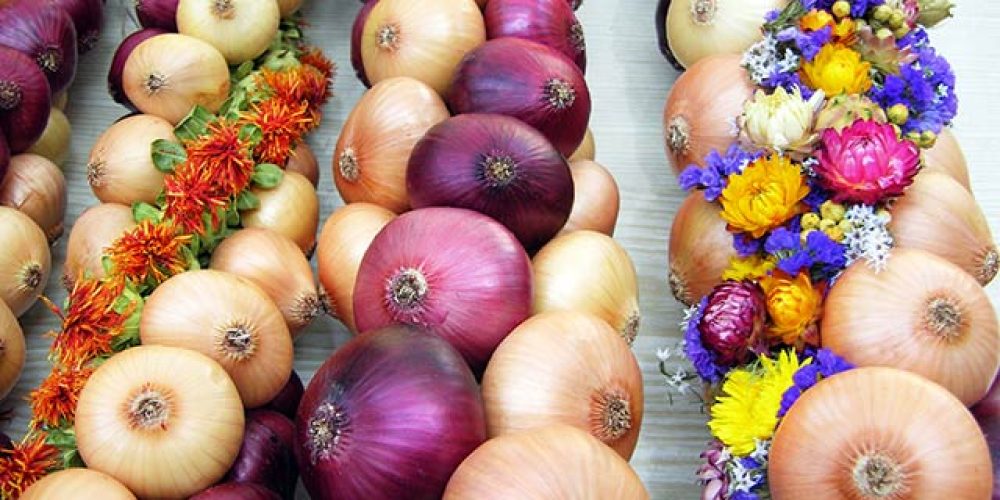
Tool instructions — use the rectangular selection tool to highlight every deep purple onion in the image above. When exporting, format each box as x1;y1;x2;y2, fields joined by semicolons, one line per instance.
407;113;573;252
351;0;377;87
0;46;52;153
48;0;104;53
225;410;297;500
295;326;486;500
972;376;1000;499
264;370;304;420
135;0;179;32
655;0;684;71
107;28;168;109
353;207;533;372
698;281;766;366
448;38;591;158
190;482;281;500
0;134;9;181
0;2;78;95
484;0;586;72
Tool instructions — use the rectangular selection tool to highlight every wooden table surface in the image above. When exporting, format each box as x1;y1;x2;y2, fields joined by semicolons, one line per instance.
5;1;999;498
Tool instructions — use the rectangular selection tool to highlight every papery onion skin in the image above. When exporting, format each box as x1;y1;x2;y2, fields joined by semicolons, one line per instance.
972;377;1000;499
177;0;280;65
0;299;25;400
316;202;396;334
276;0;303;17
21;468;136;500
0;2;78;95
48;0;103;53
482;312;644;459
484;0;587;72
568;127;596;163
0;206;51;317
666;0;785;69
334;76;450;213
663;54;753;173
770;367;993;500
1;153;67;243
0;46;52;153
353;207;533;372
923;128;971;190
191;483;280;500
75;346;245;499
286;142;319;187
443;425;649;500
225;410;297;500
243;171;319;255
87;114;173;205
295;326;486;500
350;0;378;87
448;38;592;158
108;28;169;109
561;159;620;236
264;369;304;420
407;113;574;252
63;203;136;290
26;107;71;166
136;0;180;32
0;135;8;180
668;192;735;305
822;248;1000;406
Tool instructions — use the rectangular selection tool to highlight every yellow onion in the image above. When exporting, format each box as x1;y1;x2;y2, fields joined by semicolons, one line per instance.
52;91;69;111
770;367;992;499
889;171;997;285
63;203;136;290
26;107;71;166
668;192;735;305
210;228;321;337
123;33;231;124
22;468;136;500
561;159;620;236
361;0;486;95
76;345;245;499
482;312;644;459
334;76;450;213
242;171;319;254
177;0;280;64
0;300;24;400
0;153;67;243
568;127;596;163
0;207;51;317
87;114;174;206
663;54;754;173
276;0;302;17
443;425;649;499
666;0;786;69
533;230;641;344
922;128;970;190
822;248;1000;406
316;203;396;333
140;270;294;408
286;142;319;187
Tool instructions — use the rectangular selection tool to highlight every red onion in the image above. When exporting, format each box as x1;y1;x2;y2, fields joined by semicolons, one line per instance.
407;113;573;252
0;46;52;153
295;326;486;500
353;207;533;372
972;376;1000;499
48;0;104;53
107;28;168;109
190;483;281;500
484;0;587;72
225;410;297;500
351;0;377;87
264;370;304;420
135;0;179;32
0;135;8;181
448;38;591;158
655;0;684;71
0;2;78;95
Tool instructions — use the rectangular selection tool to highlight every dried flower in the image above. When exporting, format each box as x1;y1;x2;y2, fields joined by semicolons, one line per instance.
741;86;824;153
108;220;192;287
916;0;954;26
842;204;894;271
699;282;767;366
0;434;60;498
29;367;94;429
164;164;230;234
814;94;888;132
683;298;729;383
815;119;921;204
722;255;776;282
759;271;823;347
799;43;873;95
185;121;257;196
697;440;730;500
719;154;809;238
51;278;128;367
242;98;313;166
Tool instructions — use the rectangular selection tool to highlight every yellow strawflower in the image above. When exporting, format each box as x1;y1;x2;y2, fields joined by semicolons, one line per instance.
722;255;776;282
800;43;872;96
719;155;809;238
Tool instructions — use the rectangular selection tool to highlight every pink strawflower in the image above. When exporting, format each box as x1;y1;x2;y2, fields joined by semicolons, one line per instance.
815;120;921;205
699;281;767;367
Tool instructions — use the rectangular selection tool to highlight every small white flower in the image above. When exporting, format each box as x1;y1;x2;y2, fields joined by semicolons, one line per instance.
741;87;825;153
843;204;895;272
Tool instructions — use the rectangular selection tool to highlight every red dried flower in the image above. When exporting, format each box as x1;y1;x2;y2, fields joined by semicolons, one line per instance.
107;220;192;286
51;278;128;367
163;164;230;234
242;98;313;165
29;366;94;430
185;121;257;196
259;65;332;124
0;434;60;498
300;46;336;79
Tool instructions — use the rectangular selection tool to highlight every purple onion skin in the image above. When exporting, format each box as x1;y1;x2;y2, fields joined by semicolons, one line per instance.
0;2;78;95
484;0;586;72
48;0;104;53
655;0;684;71
190;482;282;500
107;28;168;109
448;38;591;158
295;326;486;500
407;113;573;252
353;207;533;373
0;46;52;153
972;376;1000;499
0;134;9;181
225;410;298;500
264;370;304;420
136;0;179;32
351;0;377;87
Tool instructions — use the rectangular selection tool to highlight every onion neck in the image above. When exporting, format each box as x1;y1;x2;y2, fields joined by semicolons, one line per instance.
976;246;999;285
569;22;586;54
544;78;577;110
667;265;692;305
126;383;173;431
388;268;429;311
292;291;323;327
622;310;641;345
666;115;692;156
480;154;518;188
689;0;717;25
924;295;963;341
852;452;905;498
306;400;349;465
0;80;22;111
216;322;258;361
36;47;62;74
338;147;360;182
377;23;401;52
591;388;632;443
144;72;168;96
86;160;106;187
19;263;43;292
213;0;236;19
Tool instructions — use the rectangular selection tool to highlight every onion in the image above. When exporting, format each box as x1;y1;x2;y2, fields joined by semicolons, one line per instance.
443;425;649;499
668;193;735;305
191;483;280;500
316;202;395;333
242;171;319;255
0;300;25;400
448;38;591;158
123;33;231;124
923;128;971;190
665;0;784;69
48;0;103;53
52;90;68;111
264;370;303;419
770;367;992;499
822;248;1000;406
655;0;684;70
211;228;322;336
663;54;753;173
483;311;644;459
353;207;533;372
225;410;297;499
286;142;318;187
972;377;1000;498
141;270;294;408
407;113;574;252
350;0;378;87
63;203;136;289
0;135;7;180
0;2;78;95
295;326;486;500
0;46;51;153
0;153;66;243
533;230;641;344
177;0;280;65
76;345;245;499
108;28;169;109
889;171;998;285
87;114;173;206
561;159;620;236
26;107;71;166
568;127;596;162
136;0;179;31
361;0;486;95
483;0;587;72
333;76;449;213
0;206;50;317
22;468;135;499
275;0;302;17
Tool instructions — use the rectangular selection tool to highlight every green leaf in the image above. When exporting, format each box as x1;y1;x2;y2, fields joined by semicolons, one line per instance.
239;124;264;146
174;105;215;142
101;255;114;277
252;163;284;188
233;61;255;81
151;139;187;173
46;427;78;449
235;190;261;211
132;202;162;223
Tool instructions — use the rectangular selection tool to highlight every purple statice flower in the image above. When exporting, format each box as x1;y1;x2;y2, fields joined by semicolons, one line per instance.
764;227;846;278
678;145;762;202
803;177;831;211
814;0;884;17
778;349;854;417
733;233;764;257
731;492;762;500
776;26;831;61
683;297;728;383
764;8;782;22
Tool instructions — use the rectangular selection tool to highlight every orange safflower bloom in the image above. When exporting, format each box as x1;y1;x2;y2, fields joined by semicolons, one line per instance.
300;46;336;79
0;433;60;498
50;278;128;367
29;366;94;429
163;164;230;234
242;98;313;166
259;65;332;124
107;220;192;286
185;121;257;196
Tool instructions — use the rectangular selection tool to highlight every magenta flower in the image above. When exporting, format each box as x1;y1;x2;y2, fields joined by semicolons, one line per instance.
698;440;730;500
698;281;766;367
815;120;921;205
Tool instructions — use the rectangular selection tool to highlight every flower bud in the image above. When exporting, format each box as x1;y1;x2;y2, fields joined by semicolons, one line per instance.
887;104;910;125
873;4;894;21
876;27;894;39
889;11;907;29
917;0;955;27
820;201;846;222
801;212;821;230
832;0;851;18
